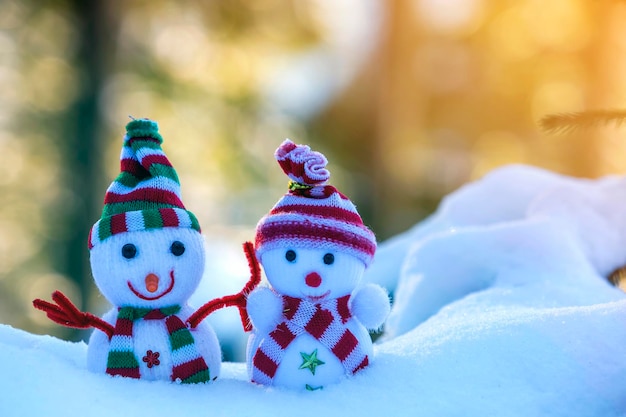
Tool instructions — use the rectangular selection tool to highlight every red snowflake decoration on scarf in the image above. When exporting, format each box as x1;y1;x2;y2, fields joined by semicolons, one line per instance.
142;350;160;368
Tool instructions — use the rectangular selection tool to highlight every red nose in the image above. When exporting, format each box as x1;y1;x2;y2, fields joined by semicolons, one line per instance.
305;272;322;288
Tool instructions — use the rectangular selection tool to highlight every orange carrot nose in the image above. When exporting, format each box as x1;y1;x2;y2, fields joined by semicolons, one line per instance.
145;273;159;293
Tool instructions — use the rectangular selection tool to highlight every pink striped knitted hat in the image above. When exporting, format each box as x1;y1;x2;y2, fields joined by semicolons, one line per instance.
255;139;376;266
88;119;200;249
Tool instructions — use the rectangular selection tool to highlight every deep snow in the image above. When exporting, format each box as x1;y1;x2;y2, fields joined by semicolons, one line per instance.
2;164;626;416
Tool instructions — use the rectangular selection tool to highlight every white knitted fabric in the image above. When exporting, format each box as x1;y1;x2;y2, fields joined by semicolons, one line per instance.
87;227;222;380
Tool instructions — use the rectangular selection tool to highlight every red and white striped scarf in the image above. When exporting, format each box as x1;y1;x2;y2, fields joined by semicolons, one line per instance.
251;294;369;385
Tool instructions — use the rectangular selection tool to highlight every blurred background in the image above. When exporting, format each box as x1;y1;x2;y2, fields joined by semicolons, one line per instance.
2;0;626;357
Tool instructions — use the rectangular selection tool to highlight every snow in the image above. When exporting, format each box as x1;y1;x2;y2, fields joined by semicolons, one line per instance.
3;164;626;416
374;164;626;338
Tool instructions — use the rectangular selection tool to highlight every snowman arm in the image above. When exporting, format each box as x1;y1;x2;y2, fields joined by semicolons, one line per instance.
187;241;261;331
246;287;283;334
187;293;245;330
33;290;115;339
350;284;391;331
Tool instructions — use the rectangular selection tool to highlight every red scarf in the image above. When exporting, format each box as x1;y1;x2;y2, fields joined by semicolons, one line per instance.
252;294;369;385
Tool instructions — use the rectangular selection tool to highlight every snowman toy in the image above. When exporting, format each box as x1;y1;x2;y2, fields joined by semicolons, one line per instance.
246;139;390;390
34;119;223;383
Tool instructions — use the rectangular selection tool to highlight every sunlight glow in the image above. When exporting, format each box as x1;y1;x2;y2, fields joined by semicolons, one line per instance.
415;0;485;36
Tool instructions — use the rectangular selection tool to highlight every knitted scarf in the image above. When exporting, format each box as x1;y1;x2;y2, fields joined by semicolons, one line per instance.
106;305;211;383
251;294;369;385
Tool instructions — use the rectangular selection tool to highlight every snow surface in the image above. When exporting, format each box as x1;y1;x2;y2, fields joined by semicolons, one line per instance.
3;164;626;416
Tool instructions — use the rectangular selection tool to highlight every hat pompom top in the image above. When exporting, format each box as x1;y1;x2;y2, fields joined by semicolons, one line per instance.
276;139;330;187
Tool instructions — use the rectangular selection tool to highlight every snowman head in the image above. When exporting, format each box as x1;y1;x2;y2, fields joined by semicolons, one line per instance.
90;228;205;308
255;139;376;301
260;246;365;300
88;119;204;308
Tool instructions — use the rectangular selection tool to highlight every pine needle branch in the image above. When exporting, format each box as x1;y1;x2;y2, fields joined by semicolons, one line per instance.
539;110;626;134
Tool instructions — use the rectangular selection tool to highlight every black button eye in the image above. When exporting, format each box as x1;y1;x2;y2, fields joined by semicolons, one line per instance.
323;253;335;265
285;249;297;263
170;241;185;256
122;243;137;259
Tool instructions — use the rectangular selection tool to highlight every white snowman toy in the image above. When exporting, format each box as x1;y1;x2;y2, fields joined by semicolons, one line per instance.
247;139;390;390
34;119;221;383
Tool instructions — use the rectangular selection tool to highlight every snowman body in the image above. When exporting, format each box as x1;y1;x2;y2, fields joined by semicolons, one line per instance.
87;227;221;381
247;307;372;390
88;305;221;381
247;247;378;390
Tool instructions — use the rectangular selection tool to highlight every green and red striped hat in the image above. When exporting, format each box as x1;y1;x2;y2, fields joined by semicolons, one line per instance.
88;119;200;249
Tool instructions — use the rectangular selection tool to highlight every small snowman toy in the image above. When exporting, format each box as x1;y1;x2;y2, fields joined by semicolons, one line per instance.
246;139;390;390
34;119;221;383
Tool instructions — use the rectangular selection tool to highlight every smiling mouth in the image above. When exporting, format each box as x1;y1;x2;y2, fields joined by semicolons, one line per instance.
305;290;331;303
128;271;176;301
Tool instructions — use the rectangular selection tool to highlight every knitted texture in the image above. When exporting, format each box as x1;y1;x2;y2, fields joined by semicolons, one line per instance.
251;294;368;385
255;139;376;266
89;119;200;249
33;290;115;338
106;306;211;383
187;241;261;331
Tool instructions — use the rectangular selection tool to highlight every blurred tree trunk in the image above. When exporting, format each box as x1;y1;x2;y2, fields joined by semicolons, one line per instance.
371;0;430;238
62;0;115;314
310;1;435;240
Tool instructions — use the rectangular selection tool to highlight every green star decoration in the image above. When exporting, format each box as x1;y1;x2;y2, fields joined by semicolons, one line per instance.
299;349;325;375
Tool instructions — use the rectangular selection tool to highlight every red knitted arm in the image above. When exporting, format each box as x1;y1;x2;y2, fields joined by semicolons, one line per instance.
187;241;262;331
33;290;115;340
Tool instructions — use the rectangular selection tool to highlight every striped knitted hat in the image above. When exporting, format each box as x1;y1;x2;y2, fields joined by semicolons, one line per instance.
255;139;376;266
88;119;200;249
